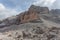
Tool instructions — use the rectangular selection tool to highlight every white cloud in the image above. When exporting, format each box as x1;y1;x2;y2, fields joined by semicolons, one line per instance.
43;0;56;6
33;0;44;5
0;3;20;20
33;0;56;8
0;3;5;11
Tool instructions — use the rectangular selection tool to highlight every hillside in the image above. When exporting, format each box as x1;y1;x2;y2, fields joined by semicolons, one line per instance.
0;5;60;40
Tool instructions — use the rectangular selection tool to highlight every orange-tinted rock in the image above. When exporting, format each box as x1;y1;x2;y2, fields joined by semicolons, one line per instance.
0;5;49;27
17;5;49;23
17;11;39;23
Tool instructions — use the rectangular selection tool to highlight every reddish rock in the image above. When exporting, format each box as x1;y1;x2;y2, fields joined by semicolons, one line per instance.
17;11;39;23
0;5;49;27
17;5;49;23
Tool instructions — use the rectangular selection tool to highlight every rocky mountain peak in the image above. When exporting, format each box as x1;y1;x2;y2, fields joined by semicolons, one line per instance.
29;5;49;14
0;5;49;28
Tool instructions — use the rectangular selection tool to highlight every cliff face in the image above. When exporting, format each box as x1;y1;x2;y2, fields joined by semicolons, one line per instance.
17;10;39;23
0;5;49;28
29;5;49;14
50;9;60;15
17;5;49;23
1;5;60;40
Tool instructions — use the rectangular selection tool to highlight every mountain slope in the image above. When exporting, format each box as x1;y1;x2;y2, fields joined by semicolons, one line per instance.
0;5;60;40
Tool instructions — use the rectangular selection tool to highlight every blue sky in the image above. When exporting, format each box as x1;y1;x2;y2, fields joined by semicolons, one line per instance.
0;0;35;19
0;0;35;11
0;0;60;19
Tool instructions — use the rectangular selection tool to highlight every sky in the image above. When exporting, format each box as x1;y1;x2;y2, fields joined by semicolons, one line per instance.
0;0;60;19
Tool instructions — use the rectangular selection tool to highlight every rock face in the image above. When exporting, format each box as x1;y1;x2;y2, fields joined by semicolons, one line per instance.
0;16;18;28
2;16;18;24
1;5;60;40
0;5;49;27
17;5;49;23
29;5;49;14
17;11;39;23
50;9;60;15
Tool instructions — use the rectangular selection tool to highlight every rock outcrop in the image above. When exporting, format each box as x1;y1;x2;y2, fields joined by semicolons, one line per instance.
0;5;49;28
17;5;49;23
29;5;49;14
0;4;60;40
17;11;39;23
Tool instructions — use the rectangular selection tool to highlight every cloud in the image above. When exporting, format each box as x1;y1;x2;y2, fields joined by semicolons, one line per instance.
43;0;56;6
0;0;60;20
0;3;20;20
51;0;60;9
33;0;56;9
0;3;5;11
0;0;35;20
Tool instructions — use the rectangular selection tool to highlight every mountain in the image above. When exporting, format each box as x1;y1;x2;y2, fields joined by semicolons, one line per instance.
0;5;60;40
0;5;49;28
0;5;60;28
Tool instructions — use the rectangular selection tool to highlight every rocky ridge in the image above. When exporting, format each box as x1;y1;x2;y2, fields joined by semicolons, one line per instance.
0;5;49;28
0;5;60;40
